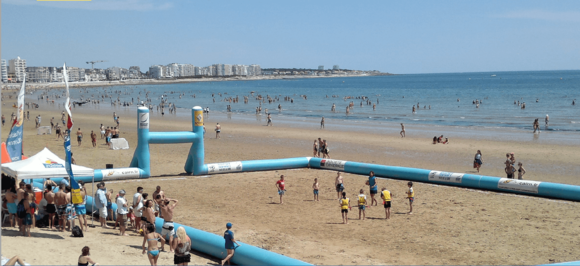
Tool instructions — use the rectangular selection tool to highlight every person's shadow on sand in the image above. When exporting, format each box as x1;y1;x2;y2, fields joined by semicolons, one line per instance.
2;228;65;239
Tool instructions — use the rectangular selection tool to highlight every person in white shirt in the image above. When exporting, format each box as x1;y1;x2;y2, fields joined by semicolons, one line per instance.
133;187;144;233
116;190;129;236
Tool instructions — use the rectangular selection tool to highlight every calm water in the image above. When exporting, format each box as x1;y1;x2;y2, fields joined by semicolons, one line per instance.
57;71;580;132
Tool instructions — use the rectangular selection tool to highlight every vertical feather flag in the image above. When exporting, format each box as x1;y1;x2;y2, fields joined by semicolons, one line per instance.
6;74;26;161
62;64;82;204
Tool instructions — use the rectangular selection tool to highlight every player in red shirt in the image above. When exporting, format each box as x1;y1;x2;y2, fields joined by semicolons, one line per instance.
275;175;285;204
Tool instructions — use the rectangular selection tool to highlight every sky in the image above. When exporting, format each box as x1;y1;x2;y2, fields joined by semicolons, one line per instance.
1;0;580;74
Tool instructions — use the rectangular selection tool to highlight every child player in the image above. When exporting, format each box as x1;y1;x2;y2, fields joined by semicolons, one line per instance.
312;178;319;202
381;187;394;219
339;192;351;224
357;189;367;220
405;181;414;214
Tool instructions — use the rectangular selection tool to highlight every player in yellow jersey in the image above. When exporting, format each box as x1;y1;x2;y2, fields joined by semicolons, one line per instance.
357;189;367;220
380;187;394;219
339;192;351;224
405;181;414;214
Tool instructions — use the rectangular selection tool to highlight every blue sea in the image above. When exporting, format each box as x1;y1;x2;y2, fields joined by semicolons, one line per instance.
59;70;580;133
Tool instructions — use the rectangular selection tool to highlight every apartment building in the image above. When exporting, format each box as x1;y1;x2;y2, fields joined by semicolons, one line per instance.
8;56;27;82
1;60;7;83
26;67;51;83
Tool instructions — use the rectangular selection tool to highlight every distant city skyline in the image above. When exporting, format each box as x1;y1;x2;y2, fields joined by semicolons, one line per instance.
2;0;580;74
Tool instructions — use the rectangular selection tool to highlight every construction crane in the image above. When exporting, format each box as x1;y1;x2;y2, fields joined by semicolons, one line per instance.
86;60;107;69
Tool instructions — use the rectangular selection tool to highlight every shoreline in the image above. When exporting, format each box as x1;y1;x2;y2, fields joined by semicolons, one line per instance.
0;73;387;91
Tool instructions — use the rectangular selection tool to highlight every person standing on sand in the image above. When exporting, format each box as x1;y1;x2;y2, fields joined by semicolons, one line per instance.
357;189;367;220
100;124;105;139
106;189;114;221
317;138;323;157
313;178;319;201
335;172;344;200
474;150;483;173
76;128;83;146
45;185;56;230
75;181;88;232
366;171;378;206
517;162;526;180
5;186;17;228
173;227;192;266
275;175;285;204
222;223;240;266
267;113;272;126
95;183;109;228
1;114;5;126
320;117;325;129
55;184;68;232
152;186;165;217
133;187;144;233
339;192;351;224
91;131;97;148
116;189;129;236
142;223;164;266
160;198;179;253
312;140;318;158
215;123;221;139
381;187;394;219
400;123;406;138
323;140;330;159
405;182;414;215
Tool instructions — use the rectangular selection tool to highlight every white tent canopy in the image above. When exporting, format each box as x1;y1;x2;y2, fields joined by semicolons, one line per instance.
2;147;94;179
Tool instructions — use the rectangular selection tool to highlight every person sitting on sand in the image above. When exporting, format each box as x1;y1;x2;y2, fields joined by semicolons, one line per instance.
142;223;164;266
437;135;444;143
2;255;29;266
442;138;449;144
432;136;437;144
78;246;99;266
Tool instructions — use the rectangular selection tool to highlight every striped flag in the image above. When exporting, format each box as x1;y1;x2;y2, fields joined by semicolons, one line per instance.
63;63;74;130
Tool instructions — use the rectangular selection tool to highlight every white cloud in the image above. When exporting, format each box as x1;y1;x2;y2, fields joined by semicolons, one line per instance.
498;9;580;23
3;0;173;11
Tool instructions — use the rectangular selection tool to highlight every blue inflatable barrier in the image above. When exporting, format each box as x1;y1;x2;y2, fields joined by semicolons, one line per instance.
308;158;580;202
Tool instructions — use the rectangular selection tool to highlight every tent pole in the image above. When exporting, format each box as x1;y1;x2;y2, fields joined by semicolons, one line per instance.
91;176;94;227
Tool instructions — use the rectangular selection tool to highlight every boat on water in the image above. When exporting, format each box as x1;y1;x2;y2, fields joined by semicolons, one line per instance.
491;74;496;77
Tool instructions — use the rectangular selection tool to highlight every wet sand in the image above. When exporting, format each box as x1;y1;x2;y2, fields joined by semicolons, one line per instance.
2;104;580;265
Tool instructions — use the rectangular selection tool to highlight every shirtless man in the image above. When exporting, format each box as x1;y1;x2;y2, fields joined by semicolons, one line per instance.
320;117;325;129
45;186;57;230
160;198;179;252
44;178;58;191
91;130;97;147
77;128;83;146
55;184;68;232
5;185;18;227
152;186;166;217
106;189;114;221
400;123;406;138
215;123;221;139
100;124;105;139
335;172;345;200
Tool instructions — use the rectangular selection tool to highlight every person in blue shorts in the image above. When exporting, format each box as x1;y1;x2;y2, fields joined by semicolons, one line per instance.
312;178;319;201
366;171;378;207
222;223;240;266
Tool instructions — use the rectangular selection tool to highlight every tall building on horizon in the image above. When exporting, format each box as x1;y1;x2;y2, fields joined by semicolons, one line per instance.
1;59;8;83
8;56;27;82
333;65;340;70
318;65;324;70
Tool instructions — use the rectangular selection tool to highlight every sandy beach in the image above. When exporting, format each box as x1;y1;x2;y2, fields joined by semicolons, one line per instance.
2;102;580;265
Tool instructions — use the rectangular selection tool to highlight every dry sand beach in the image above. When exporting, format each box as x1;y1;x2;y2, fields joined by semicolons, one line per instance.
2;103;580;265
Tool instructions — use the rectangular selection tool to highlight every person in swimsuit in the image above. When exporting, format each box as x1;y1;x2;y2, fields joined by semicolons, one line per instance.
5;185;18;228
100;124;105;139
320;117;325;129
173;227;192;266
142;200;156;231
45;185;57;230
400;123;405;138
312;178;319;202
312;140;318;158
366;171;379;206
56;124;62;140
474;150;483;173
55;184;68;232
222;223;240;266
267;113;272;126
77;128;83;146
75;181;88;232
91;131;97;148
405;182;414;215
160;198;179;252
323;140;330;159
78;246;99;266
275;175;285;204
215;123;221;139
335;172;344;200
152;186;165;217
133;187;144;233
25;185;37;229
339;192;351;224
317;138;323;157
106;189;114;221
20;191;32;237
517;162;526;180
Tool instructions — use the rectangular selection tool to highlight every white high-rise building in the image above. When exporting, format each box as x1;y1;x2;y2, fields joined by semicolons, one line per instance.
224;64;232;76
9;56;27;82
1;60;8;83
318;65;324;70
333;65;340;70
149;65;164;79
248;64;261;76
